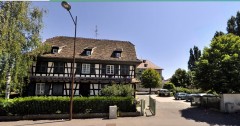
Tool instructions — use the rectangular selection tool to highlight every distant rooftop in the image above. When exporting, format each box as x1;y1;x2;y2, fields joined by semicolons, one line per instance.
137;59;163;70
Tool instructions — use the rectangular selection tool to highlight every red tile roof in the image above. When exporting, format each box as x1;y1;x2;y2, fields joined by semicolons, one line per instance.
137;59;163;70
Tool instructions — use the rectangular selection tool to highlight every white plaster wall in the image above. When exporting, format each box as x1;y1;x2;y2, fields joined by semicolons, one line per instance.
220;94;240;112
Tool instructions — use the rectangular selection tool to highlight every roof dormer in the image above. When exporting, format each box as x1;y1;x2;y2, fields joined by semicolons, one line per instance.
113;48;123;58
84;47;95;56
144;64;148;67
52;46;59;54
51;45;65;54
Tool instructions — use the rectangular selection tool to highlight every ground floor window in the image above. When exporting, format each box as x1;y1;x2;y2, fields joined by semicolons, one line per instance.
32;82;133;96
36;83;45;95
52;84;63;96
90;84;101;96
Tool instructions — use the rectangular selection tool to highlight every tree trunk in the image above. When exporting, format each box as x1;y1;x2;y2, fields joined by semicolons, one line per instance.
5;70;11;99
149;87;152;94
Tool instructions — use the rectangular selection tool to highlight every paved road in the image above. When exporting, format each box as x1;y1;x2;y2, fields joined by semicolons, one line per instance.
143;95;240;126
1;95;240;126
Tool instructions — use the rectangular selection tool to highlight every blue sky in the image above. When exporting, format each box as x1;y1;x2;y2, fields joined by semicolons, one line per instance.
33;1;240;79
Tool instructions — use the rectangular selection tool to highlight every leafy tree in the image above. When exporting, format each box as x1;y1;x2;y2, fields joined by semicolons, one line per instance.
141;68;162;94
170;68;191;88
236;11;240;36
0;2;47;98
214;31;225;38
187;70;195;88
195;34;240;93
227;16;236;34
226;11;240;36
188;46;201;71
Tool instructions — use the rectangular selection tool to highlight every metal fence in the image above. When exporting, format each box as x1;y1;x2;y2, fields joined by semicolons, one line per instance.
149;96;156;116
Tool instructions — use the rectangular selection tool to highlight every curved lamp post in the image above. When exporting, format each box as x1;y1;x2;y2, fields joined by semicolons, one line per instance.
61;1;77;120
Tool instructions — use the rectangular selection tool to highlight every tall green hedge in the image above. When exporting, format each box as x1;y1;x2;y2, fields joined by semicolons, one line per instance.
0;96;136;116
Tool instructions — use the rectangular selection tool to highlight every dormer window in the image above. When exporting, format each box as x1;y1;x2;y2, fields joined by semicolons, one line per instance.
144;64;148;67
52;49;58;54
113;48;123;58
84;47;95;56
52;46;59;54
86;50;91;56
115;52;121;58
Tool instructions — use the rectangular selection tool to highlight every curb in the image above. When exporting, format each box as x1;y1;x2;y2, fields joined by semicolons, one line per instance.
0;112;141;121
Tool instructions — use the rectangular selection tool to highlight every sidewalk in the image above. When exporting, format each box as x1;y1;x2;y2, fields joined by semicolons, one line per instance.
2;95;239;126
0;95;208;126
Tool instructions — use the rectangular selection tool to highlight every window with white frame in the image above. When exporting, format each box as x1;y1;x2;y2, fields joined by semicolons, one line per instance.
106;65;114;74
36;83;45;95
82;64;90;74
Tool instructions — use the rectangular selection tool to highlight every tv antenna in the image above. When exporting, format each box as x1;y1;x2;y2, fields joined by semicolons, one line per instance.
95;25;99;39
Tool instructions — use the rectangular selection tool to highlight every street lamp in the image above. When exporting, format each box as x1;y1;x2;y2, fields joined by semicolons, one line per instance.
61;1;77;120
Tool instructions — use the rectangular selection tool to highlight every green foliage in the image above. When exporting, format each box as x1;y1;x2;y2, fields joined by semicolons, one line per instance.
174;87;191;94
0;96;136;116
170;68;192;88
173;87;201;94
0;2;46;97
188;46;201;71
206;90;219;96
163;82;175;91
101;84;133;97
195;34;240;93
227;16;237;34
226;11;240;36
141;68;162;93
214;31;225;38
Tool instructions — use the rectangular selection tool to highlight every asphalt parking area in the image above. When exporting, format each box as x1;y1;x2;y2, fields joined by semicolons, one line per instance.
146;95;240;126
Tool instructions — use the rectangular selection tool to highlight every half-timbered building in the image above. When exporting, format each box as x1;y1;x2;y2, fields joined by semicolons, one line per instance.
28;36;141;96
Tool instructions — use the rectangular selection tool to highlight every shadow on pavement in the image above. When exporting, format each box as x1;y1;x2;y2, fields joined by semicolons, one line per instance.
180;107;240;126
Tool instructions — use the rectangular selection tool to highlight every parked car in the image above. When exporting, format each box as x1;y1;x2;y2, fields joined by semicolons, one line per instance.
174;92;187;100
158;89;171;97
185;94;198;102
191;93;215;103
197;93;215;97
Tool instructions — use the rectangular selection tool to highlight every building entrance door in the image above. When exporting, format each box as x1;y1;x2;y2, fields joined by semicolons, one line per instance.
79;83;90;96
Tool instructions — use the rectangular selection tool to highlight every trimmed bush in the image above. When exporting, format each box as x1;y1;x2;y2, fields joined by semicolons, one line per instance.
173;87;202;94
163;82;175;92
101;84;133;97
173;87;191;94
0;96;136;116
0;98;7;116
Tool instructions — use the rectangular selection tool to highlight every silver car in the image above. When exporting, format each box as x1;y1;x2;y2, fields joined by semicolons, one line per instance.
174;92;187;100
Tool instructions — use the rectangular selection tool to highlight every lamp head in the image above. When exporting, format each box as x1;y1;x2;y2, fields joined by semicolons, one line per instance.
61;1;71;11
